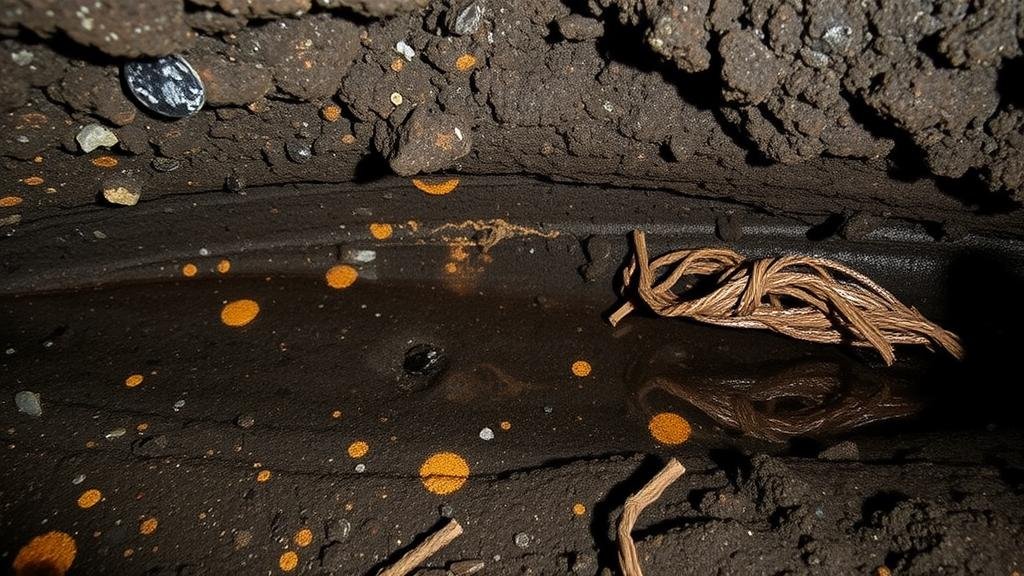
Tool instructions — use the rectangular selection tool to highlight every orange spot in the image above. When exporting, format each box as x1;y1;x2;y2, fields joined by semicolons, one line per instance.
572;502;586;516
22;176;44;186
455;54;477;71
499;420;512;431
294;528;313;548
648;412;691;446
325;265;358;289
77;489;102;509
91;156;118;168
411;178;460;196
390;58;405;72
217;259;231;274
125;374;144;388
876;568;892;576
321;104;341;122
348;441;369;459
279;550;298;572
419;452;470;495
0;196;23;208
181;263;198;277
13;531;77;576
341;134;356;145
331;410;342;419
444;262;459;274
139;517;158;535
136;422;149;432
256;469;272;483
369;223;393;240
571;360;592;377
221;299;260;327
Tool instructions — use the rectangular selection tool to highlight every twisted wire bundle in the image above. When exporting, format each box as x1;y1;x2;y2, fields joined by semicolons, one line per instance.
609;230;963;366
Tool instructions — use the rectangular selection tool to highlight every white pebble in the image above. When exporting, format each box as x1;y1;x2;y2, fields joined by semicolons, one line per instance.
394;40;415;61
479;427;494;441
355;463;366;473
390;92;403;106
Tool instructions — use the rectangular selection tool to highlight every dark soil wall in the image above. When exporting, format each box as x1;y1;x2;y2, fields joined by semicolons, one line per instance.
0;0;1022;237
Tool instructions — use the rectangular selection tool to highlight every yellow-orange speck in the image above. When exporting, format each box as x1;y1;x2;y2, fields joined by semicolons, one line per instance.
125;374;144;388
0;196;23;208
331;410;342;419
455;54;477;71
347;441;369;459
22;176;44;186
390;58;405;72
136;422;149;432
321;104;341;122
369;223;393;240
139;517;158;535
876;567;892;576
91;156;118;168
77;489;102;509
411;178;460;196
572;502;587;516
325;264;358;289
648;412;691;446
256;469;272;483
571;360;592;377
419;452;470;495
13;531;77;576
181;263;198;277
221;299;260;327
279;550;298;572
500;420;512;431
294;528;313;548
217;259;231;274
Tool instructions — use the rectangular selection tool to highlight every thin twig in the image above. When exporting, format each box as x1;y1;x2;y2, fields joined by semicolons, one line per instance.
378;518;464;576
617;459;686;576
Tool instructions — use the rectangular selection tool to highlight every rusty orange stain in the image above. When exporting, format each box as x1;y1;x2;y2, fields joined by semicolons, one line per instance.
419;452;470;495
411;178;460;196
390;58;405;72
12;531;76;576
648;412;692;446
125;374;144;388
331;410;342;419
347;441;369;459
256;469;272;483
500;420;512;431
139;517;158;535
22;176;44;186
217;259;231;274
443;262;458;274
455;54;477;71
321;104;341;122
572;502;587;516
279;550;298;572
181;263;198;277
221;299;260;327
369;223;393;240
571;360;592;377
77;489;102;509
0;196;24;208
325;265;358;289
294;528;313;548
91;156;118;168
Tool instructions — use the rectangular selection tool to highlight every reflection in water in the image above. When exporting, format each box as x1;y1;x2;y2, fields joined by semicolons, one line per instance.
629;345;919;442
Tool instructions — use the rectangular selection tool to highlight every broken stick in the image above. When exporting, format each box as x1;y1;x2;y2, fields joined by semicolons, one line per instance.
378;518;464;576
617;458;686;576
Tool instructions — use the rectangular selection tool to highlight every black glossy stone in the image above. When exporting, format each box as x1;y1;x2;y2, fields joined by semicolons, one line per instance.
123;55;206;118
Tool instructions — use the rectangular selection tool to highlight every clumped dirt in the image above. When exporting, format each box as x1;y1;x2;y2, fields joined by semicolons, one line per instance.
0;0;1022;238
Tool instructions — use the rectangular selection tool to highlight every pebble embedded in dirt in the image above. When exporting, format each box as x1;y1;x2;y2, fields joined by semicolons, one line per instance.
386;106;472;176
235;413;256;429
479;427;494;441
285;141;313;164
151;157;181;173
448;559;485;575
77;124;119;153
715;214;743;242
514;532;531;548
556;14;604;42
818;440;859;461
104;427;126;440
102;179;142;207
14;391;42;417
123;55;206;118
446;1;485;36
48;66;137;126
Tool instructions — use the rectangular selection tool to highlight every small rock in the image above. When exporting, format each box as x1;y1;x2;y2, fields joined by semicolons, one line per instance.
355;463;366;473
123;55;206;118
439;503;455;518
15;391;42;417
11;49;34;66
818;440;859;461
151;157;181;172
479;427;494;441
543;406;553;414
715;214;743;242
447;1;484;36
72;474;86;485
448;559;485;575
326;518;351;542
285;141;313;164
105;427;127;440
514;532;530;548
77;123;119;153
395;40;416;61
387;106;472;176
235;413;256;429
556;14;604;41
225;174;246;193
102;179;142;206
173;399;185;411
569;552;594;573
